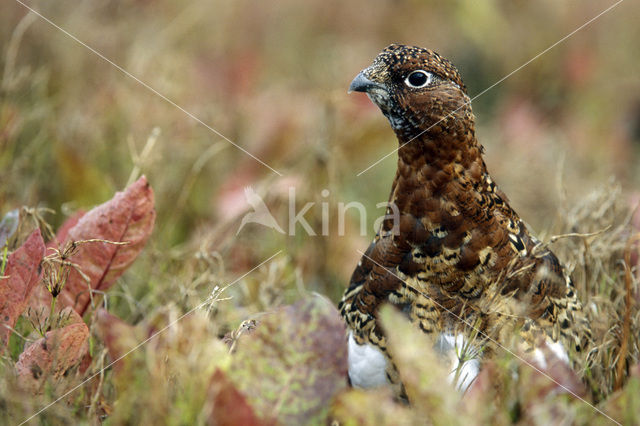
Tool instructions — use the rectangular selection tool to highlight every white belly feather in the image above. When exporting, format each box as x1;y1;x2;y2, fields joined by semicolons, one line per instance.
347;331;481;392
348;331;389;388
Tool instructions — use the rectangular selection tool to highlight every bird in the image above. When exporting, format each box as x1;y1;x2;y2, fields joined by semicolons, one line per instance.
338;44;590;400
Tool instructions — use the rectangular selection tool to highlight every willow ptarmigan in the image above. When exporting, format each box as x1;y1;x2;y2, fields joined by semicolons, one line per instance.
338;44;590;399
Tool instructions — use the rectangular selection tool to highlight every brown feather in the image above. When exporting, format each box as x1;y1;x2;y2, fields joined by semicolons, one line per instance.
339;44;591;397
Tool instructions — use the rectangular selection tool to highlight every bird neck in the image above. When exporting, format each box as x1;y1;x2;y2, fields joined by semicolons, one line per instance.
391;121;487;214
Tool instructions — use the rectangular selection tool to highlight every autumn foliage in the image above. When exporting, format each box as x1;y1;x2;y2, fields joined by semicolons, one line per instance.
0;177;352;424
2;0;640;424
0;177;154;395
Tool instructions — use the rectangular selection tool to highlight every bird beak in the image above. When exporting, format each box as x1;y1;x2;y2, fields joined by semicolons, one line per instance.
348;71;385;94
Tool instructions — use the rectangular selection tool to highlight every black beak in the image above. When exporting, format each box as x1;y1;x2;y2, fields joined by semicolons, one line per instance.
348;71;385;93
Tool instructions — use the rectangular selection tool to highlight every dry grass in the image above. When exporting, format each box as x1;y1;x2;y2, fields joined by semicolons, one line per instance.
1;0;640;424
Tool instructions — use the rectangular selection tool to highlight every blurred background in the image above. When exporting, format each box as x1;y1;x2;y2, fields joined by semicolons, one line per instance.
2;0;639;325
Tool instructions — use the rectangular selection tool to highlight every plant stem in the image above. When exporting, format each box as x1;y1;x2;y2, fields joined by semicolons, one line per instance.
0;245;7;275
48;294;57;332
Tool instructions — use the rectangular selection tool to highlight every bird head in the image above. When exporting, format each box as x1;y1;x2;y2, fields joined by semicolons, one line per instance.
350;44;472;139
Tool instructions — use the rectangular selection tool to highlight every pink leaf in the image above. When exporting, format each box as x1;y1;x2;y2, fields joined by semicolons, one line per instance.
56;176;155;315
25;212;87;312
47;210;85;250
15;319;89;394
0;229;45;348
207;369;270;426
94;308;138;371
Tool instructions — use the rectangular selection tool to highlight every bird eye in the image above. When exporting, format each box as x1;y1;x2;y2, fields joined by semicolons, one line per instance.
405;70;432;88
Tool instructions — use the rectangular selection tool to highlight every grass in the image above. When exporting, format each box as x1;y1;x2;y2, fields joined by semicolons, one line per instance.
1;0;640;424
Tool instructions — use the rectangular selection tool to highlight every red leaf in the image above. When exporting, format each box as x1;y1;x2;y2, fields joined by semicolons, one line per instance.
15;319;89;394
25;212;88;312
0;229;45;348
94;308;138;371
47;210;85;250
56;176;155;315
207;369;269;426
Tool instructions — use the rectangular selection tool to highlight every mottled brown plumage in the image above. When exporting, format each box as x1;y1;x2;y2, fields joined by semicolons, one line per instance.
339;44;590;398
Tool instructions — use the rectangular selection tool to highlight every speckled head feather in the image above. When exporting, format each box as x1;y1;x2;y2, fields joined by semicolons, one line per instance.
368;44;466;92
351;44;472;139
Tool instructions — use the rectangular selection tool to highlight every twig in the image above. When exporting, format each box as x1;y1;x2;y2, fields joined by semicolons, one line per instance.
127;127;161;187
42;238;131;326
1;10;36;92
531;226;611;258
615;232;639;390
87;349;108;421
582;238;591;304
173;141;227;219
548;226;611;244
1;323;36;344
